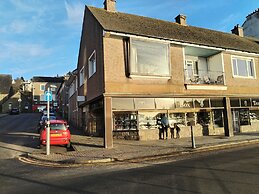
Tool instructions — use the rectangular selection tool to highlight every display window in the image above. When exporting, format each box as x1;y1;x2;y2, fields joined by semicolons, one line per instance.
113;112;137;131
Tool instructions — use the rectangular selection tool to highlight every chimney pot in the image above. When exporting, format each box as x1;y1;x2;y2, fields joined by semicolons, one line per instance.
104;0;116;12
175;14;187;26
231;24;244;37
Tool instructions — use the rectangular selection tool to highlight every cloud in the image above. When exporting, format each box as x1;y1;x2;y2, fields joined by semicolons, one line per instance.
64;0;84;26
0;42;52;60
217;14;239;32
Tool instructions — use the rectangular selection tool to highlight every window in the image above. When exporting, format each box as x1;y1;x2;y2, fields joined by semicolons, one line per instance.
88;51;96;78
51;87;56;92
232;57;255;78
130;39;170;77
40;84;45;91
40;94;45;101
79;67;85;86
185;60;198;78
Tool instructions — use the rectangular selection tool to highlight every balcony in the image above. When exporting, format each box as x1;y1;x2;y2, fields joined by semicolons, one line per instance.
184;70;225;85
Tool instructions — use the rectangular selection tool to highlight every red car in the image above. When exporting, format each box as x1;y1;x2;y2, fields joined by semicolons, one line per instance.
40;120;71;148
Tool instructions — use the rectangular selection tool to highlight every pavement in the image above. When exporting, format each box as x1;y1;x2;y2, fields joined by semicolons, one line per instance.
27;126;259;166
0;114;8;118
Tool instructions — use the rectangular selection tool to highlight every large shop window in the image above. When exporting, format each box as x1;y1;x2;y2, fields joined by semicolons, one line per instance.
250;110;259;123
113;112;137;131
130;39;170;77
232;57;255;78
239;109;250;125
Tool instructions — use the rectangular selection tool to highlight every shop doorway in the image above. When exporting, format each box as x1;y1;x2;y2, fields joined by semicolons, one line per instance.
232;110;240;133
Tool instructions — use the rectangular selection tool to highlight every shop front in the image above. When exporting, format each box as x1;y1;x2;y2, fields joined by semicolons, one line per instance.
230;98;259;133
112;97;226;140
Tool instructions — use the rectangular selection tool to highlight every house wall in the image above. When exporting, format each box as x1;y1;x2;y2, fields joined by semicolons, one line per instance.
2;92;21;113
223;53;259;95
77;7;104;101
103;36;259;97
243;11;259;38
101;34;259;140
68;93;78;127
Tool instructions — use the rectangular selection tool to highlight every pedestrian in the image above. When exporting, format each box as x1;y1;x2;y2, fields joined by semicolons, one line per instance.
157;116;163;139
174;123;181;138
161;114;169;139
170;124;174;139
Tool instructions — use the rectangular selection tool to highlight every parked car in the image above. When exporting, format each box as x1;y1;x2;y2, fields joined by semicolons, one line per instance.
38;115;57;133
40;120;71;148
10;108;19;115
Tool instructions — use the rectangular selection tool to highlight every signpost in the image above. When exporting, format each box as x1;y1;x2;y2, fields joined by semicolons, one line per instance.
188;120;196;149
45;89;52;155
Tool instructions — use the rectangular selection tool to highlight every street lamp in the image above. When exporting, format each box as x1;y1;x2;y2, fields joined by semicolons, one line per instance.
46;85;57;155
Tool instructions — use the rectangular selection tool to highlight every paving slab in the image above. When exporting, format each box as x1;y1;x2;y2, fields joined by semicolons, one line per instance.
27;130;259;165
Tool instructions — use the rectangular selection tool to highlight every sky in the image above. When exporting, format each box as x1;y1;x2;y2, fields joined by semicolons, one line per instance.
0;0;258;80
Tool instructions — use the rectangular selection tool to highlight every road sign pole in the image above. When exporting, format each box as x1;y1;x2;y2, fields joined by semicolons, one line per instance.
46;87;50;155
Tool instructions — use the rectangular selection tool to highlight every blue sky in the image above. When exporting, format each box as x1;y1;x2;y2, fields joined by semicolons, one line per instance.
0;0;258;80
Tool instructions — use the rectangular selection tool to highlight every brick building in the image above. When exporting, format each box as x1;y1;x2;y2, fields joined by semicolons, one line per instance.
76;0;259;148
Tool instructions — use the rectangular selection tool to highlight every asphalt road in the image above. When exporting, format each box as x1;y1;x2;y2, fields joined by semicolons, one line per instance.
0;113;40;159
0;113;68;159
1;113;259;193
0;143;259;193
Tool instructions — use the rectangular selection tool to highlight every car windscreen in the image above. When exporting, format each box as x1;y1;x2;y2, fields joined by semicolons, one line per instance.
42;116;56;120
50;123;66;130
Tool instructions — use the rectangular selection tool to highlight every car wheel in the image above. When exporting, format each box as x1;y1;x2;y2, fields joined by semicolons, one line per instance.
40;144;44;149
66;142;71;149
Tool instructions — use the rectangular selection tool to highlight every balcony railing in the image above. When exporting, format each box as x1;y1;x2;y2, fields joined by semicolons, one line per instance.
184;70;225;85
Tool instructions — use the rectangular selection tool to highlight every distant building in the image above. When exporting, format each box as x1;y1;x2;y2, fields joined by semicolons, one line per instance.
31;76;64;112
56;73;70;120
243;8;259;38
66;70;79;128
0;74;12;112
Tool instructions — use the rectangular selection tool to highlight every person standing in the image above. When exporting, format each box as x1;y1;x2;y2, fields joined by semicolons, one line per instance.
161;114;169;139
174;123;181;138
170;123;174;139
157;116;163;139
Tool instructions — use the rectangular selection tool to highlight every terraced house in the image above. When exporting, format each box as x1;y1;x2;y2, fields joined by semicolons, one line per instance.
76;0;259;148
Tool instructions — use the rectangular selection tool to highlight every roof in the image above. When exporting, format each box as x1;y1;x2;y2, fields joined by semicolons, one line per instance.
87;6;259;54
32;76;64;83
0;74;12;94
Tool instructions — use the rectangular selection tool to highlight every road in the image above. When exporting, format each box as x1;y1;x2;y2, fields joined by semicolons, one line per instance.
0;113;40;159
1;114;259;193
0;113;67;159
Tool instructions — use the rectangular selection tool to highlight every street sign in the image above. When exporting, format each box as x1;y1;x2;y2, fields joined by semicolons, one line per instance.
44;91;52;101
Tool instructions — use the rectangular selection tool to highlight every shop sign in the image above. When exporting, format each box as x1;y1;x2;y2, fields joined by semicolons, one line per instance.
175;98;193;108
252;99;259;106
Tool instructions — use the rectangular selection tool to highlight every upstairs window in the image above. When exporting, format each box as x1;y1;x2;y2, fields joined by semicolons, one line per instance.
40;84;45;91
232;57;255;78
130;39;170;77
88;50;96;78
79;67;85;86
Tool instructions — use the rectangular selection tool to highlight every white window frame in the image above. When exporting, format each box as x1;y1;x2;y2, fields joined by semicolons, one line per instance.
129;38;170;78
185;60;199;78
88;50;96;78
231;55;256;79
79;66;85;86
40;84;45;91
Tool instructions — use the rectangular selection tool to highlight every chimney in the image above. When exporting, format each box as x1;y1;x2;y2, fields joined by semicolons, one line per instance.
175;14;187;26
231;24;244;37
104;0;116;12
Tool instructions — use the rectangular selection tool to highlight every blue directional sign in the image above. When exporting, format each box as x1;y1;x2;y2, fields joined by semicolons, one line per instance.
44;91;52;101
